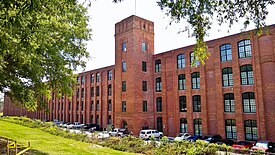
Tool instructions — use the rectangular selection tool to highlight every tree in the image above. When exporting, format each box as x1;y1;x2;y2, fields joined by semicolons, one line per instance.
0;0;91;110
114;0;275;65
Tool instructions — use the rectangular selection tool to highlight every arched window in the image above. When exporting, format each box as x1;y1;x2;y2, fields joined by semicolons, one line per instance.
155;59;161;73
242;92;256;113
240;65;254;85
122;101;126;112
179;96;187;112
178;74;186;90
96;100;100;111
122;81;126;92
180;118;188;133
108;84;112;96
193;95;201;112
108;115;112;125
156;97;162;112
91;100;94;111
96;86;100;96
96;115;99;125
244;120;258;141
191;72;200;89
222;67;233;87
156;77;162;92
190;52;200;66
122;42;126;52
194;118;202;136
220;44;232;61
96;72;100;82
238;40;252;58
90;87;94;97
81;76;85;85
177;54;185;69
91;74;94;83
157;117;163;132
224;93;235;112
107;70;112;80
225;119;236;139
122;61;126;72
108;99;112;111
142;42;147;52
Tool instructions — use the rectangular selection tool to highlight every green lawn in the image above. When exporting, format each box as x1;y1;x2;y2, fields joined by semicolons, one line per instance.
0;120;136;155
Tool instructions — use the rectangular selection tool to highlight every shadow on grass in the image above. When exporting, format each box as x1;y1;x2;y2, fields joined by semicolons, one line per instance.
28;149;49;155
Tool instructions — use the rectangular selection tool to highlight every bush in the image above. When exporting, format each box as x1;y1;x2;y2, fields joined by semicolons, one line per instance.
1;117;256;155
1;116;89;143
101;136;152;154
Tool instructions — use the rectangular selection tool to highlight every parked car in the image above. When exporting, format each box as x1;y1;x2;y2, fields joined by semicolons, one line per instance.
139;129;163;140
251;141;275;153
82;123;100;130
66;122;84;129
187;135;201;142
109;128;121;136
233;141;253;150
87;124;102;132
53;120;62;126
57;121;64;127
201;135;223;144
109;128;129;137
223;139;236;146
62;123;71;128
174;133;191;141
67;123;74;129
117;128;130;137
97;131;110;139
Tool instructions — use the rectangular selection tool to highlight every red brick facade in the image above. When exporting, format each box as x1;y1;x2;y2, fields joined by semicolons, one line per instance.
4;15;275;141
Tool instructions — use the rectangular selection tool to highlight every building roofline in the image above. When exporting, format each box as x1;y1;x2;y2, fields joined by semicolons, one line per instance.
77;65;115;75
115;15;154;25
78;23;275;73
154;24;275;56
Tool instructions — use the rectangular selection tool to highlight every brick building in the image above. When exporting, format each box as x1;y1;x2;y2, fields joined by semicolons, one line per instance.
4;15;275;141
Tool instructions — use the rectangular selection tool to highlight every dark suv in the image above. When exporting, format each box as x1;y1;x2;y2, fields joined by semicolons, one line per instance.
82;123;102;131
202;135;223;144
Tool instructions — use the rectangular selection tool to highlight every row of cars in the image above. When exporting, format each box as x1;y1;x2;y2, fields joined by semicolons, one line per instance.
173;133;275;153
53;120;275;153
54;121;102;132
233;141;275;153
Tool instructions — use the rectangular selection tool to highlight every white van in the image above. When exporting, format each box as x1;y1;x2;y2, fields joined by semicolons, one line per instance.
139;129;163;139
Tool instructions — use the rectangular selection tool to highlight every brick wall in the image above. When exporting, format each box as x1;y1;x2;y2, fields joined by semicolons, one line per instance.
3;15;275;141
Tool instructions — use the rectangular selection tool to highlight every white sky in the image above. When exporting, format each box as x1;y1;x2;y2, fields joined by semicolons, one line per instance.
82;0;275;72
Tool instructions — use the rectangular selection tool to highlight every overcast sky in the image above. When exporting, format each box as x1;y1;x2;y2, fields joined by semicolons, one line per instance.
82;0;275;72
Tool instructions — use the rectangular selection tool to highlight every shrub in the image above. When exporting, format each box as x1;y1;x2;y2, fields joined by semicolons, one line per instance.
1;117;257;155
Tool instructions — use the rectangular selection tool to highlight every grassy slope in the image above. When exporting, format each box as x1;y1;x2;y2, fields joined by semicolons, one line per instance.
0;120;136;155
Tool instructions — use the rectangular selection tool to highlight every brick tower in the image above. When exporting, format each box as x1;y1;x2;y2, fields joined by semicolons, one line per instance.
114;15;155;135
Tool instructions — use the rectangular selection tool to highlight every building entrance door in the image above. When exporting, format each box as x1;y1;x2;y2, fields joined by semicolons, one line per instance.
121;120;127;129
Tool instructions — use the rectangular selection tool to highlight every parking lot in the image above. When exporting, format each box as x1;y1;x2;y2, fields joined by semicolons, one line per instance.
54;121;275;154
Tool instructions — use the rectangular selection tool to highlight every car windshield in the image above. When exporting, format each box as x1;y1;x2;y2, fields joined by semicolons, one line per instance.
119;129;126;132
140;131;145;134
177;133;183;137
203;136;211;140
255;142;268;148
